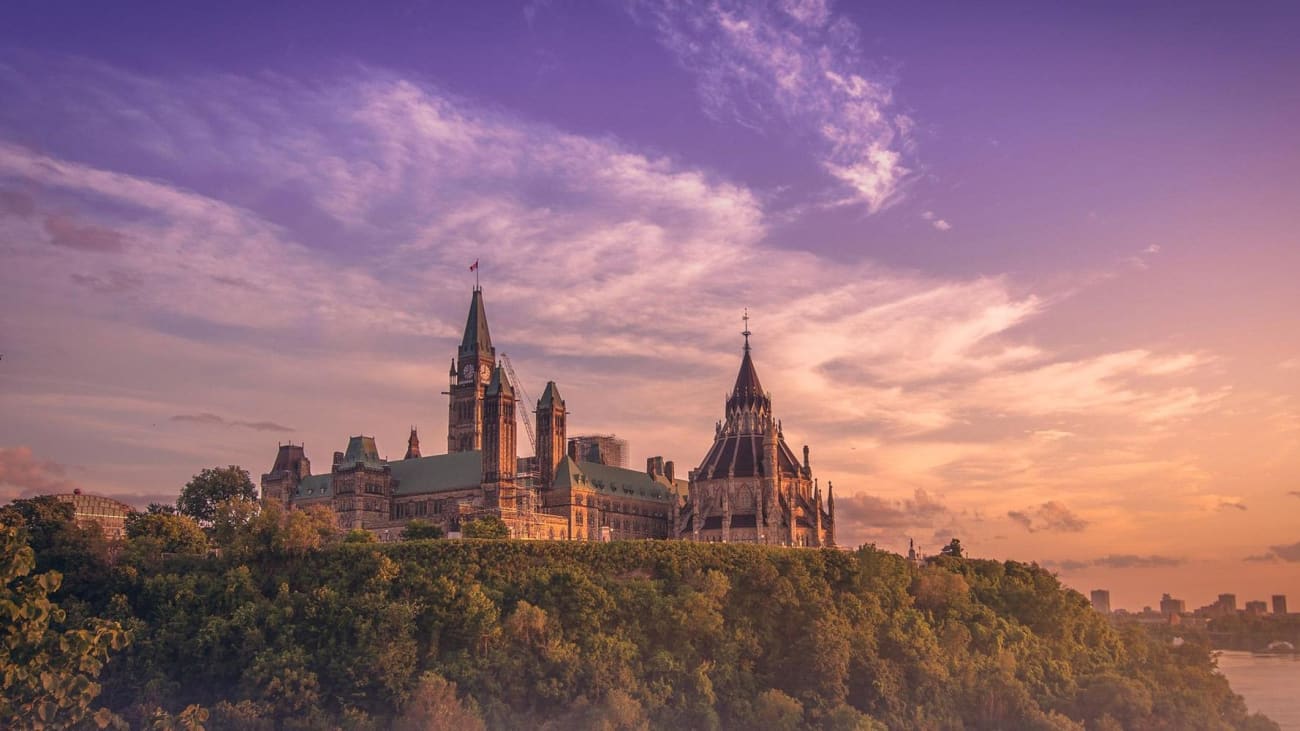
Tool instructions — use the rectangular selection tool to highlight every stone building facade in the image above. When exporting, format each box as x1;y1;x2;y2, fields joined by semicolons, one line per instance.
260;286;834;546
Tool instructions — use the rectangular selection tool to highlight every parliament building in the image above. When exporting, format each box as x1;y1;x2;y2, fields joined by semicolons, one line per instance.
260;287;835;546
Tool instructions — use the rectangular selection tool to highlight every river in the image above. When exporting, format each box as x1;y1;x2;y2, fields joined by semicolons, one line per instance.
1216;650;1300;730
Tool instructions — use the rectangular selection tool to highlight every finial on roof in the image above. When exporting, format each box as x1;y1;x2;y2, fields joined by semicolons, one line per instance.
741;308;751;353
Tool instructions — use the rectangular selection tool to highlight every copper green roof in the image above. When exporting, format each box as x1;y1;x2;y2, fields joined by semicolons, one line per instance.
294;450;484;499
390;450;483;496
551;457;682;503
342;435;382;467
297;473;333;499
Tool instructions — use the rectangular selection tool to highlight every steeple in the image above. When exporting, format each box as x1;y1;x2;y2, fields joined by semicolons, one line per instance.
727;314;767;412
459;287;493;358
405;427;421;460
448;288;498;453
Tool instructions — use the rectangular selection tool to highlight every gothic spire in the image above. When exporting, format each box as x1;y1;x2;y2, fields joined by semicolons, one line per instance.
459;287;493;358
728;317;766;411
405;426;421;460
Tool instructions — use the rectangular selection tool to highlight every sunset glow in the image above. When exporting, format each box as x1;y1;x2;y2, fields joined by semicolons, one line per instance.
1;1;1298;612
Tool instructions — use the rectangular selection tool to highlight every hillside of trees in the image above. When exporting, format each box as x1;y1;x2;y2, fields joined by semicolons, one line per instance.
1;494;1280;730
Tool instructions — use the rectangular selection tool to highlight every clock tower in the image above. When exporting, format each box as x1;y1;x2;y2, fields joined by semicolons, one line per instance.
447;286;497;453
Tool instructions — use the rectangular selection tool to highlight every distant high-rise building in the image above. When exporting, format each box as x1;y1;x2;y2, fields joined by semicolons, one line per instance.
568;434;629;468
1217;593;1237;613
1245;600;1268;615
1159;593;1186;617
1272;595;1288;615
1090;589;1111;614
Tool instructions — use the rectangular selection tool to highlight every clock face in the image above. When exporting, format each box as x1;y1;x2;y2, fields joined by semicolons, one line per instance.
479;364;492;381
460;363;474;381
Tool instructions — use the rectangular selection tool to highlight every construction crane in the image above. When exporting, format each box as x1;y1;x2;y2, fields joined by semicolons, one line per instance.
500;353;536;452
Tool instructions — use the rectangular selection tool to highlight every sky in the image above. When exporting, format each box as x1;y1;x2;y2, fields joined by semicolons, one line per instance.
1;0;1298;611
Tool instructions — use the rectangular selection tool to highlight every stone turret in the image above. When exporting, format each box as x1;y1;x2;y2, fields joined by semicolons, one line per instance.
536;381;566;489
405;427;421;460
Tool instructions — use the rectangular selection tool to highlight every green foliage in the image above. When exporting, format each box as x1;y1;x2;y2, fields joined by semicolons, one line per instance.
344;529;378;544
36;537;1275;731
400;520;445;541
123;512;208;563
214;501;339;560
393;672;485;731
178;466;256;524
0;524;130;730
462;515;509;539
0;496;112;604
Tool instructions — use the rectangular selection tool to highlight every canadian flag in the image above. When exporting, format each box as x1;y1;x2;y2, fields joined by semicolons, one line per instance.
469;259;479;272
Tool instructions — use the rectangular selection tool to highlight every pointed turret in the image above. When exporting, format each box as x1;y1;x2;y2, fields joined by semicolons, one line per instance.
538;381;562;408
536;381;567;490
486;363;513;397
405;427;421;460
459;287;493;358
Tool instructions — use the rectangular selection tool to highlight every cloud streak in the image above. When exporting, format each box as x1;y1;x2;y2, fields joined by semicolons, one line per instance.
633;0;913;211
0;55;1256;565
1246;541;1300;563
170;413;294;433
1048;554;1186;571
1007;501;1088;533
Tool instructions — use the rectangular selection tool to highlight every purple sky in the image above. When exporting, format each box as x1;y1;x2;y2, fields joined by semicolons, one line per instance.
1;0;1298;610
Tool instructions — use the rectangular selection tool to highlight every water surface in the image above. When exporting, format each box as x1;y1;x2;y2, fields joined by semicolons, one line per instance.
1216;650;1300;730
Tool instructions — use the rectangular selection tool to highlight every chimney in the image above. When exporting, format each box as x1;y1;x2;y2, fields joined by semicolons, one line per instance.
647;456;664;477
664;461;675;482
333;451;344;468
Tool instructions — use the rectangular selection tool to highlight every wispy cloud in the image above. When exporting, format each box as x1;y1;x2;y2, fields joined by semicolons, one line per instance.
170;413;294;433
0;56;1255;560
1246;541;1300;563
921;210;951;231
632;0;912;211
1007;501;1088;533
0;446;74;498
1047;554;1186;571
43;213;128;253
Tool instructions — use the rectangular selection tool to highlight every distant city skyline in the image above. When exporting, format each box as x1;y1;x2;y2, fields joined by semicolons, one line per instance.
1;1;1298;610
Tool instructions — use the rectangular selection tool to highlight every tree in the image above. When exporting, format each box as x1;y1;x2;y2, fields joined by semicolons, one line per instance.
393;672;485;731
400;520;444;541
178;466;256;524
123;511;208;562
0;496;111;603
753;689;803;731
462;515;509;539
940;538;964;558
0;524;130;729
344;529;377;544
222;501;339;559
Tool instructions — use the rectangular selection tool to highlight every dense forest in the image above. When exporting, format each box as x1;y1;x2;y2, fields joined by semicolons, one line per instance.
1;494;1280;730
